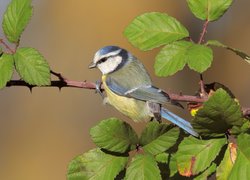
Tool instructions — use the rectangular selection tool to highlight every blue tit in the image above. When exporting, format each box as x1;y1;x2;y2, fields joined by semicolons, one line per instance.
89;46;198;137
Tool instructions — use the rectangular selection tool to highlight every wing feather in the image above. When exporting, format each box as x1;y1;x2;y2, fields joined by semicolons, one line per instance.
106;77;170;104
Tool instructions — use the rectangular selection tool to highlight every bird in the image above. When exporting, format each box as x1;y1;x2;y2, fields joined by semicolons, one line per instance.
89;46;198;137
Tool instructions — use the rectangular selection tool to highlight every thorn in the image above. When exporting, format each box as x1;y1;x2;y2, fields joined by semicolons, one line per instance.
82;80;87;86
179;91;183;96
28;86;33;93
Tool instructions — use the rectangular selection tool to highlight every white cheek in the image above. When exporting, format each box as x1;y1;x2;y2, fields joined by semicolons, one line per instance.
98;56;122;74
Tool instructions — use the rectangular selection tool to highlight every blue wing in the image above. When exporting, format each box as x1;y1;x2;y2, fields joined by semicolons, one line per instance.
106;77;170;104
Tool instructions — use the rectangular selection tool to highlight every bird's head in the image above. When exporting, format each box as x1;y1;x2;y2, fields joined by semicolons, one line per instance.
89;46;130;74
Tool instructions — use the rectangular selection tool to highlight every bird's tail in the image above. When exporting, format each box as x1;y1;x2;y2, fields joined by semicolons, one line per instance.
161;108;198;137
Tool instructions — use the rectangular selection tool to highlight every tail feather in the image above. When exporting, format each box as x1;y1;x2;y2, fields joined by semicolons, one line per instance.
161;108;199;137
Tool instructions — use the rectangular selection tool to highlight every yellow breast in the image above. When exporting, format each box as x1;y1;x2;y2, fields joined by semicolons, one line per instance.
102;75;151;122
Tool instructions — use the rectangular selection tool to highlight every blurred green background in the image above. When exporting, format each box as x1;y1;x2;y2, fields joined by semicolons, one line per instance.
0;0;250;179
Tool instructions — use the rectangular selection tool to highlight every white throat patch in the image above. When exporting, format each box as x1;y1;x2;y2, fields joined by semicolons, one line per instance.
97;55;123;74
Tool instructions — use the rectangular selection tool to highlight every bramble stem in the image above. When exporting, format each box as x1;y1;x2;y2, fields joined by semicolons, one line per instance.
5;70;250;117
0;38;15;54
198;19;209;98
198;19;209;44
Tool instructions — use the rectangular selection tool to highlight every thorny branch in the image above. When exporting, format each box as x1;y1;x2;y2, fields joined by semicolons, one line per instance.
198;19;209;44
1;37;250;117
5;71;250;117
197;19;210;98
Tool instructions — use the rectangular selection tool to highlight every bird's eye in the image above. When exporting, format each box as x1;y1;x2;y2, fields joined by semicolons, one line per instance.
99;57;108;64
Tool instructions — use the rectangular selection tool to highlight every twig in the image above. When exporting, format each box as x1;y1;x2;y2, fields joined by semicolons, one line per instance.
5;70;250;117
198;19;209;44
0;38;15;54
169;93;206;103
6;80;96;90
198;19;209;98
5;79;250;117
5;78;206;101
5;79;206;102
199;74;208;98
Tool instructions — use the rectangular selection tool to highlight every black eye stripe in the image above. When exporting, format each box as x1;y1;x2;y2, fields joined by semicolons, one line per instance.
98;57;108;64
97;54;124;66
98;55;117;64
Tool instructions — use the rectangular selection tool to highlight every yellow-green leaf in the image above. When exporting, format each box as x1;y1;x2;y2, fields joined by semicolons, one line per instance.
229;133;250;179
194;163;216;180
175;136;226;176
216;143;236;180
124;12;189;51
0;53;14;89
140;122;179;155
187;0;233;21
192;89;244;137
155;40;213;77
206;40;250;64
90;118;138;153
125;154;161;180
67;148;128;180
2;0;33;43
14;47;51;86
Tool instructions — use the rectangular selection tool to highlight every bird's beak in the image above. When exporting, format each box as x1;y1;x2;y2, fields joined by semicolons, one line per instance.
88;62;96;69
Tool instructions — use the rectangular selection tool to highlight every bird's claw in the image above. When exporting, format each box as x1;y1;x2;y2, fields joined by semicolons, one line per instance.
95;80;104;99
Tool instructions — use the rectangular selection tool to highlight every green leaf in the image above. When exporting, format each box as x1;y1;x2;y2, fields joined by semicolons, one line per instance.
125;154;161;180
140;122;179;155
187;43;213;73
230;119;250;135
67;148;128;180
192;89;244;137
124;12;189;51
216;143;236;180
155;152;169;163
206;40;226;47
2;0;33;43
206;40;250;64
194;163;216;180
154;41;188;76
155;41;213;77
0;53;14;89
90;118;138;153
175;136;226;176
14;47;51;86
169;154;178;177
187;0;233;21
229;133;250;179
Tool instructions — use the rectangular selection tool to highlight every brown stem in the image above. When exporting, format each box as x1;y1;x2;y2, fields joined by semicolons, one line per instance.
5;79;250;117
198;19;209;44
0;39;15;54
6;80;96;90
6;77;206;102
199;74;207;98
198;19;209;98
5;70;250;118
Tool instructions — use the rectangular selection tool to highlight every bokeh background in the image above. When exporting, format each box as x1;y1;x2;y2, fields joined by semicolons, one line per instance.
0;0;250;179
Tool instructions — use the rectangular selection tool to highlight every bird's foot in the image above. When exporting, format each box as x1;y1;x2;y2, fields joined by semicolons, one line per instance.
95;80;104;99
